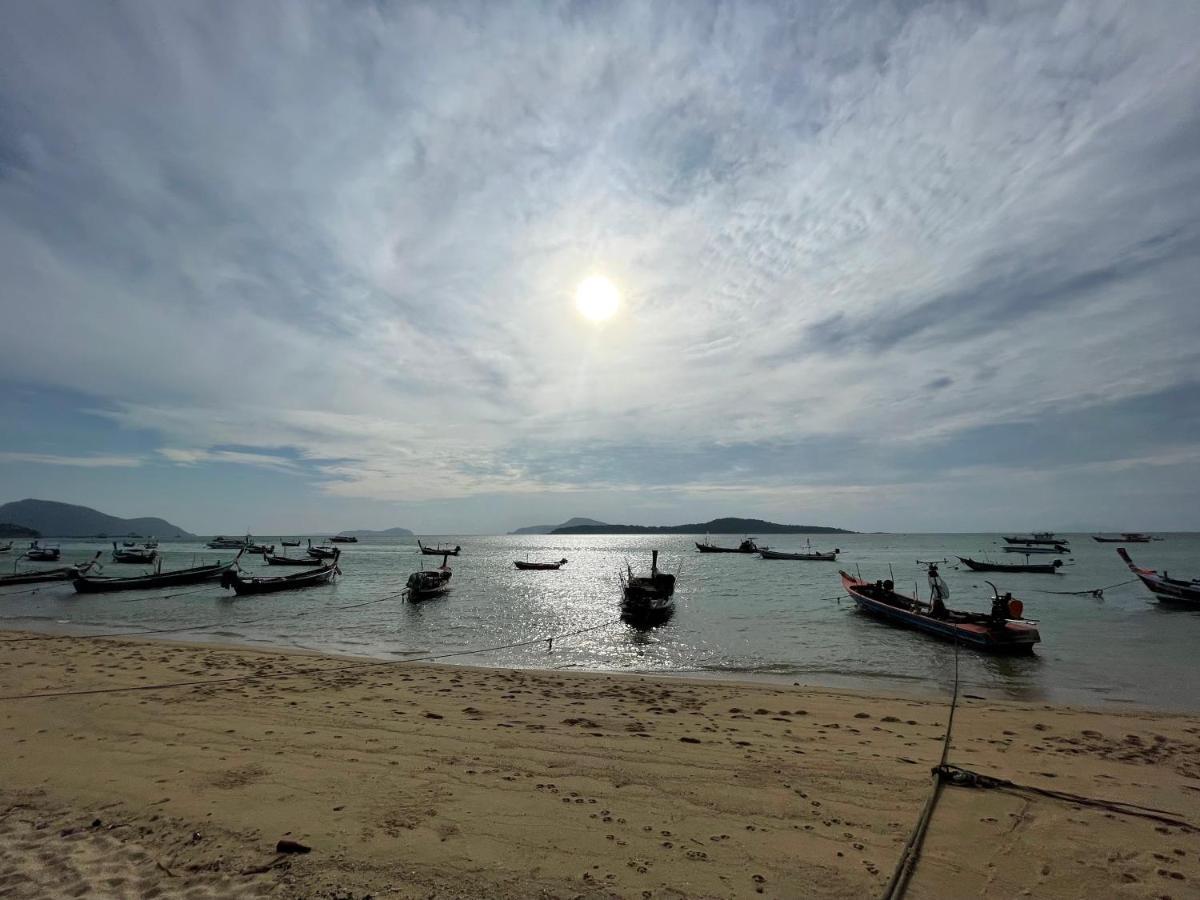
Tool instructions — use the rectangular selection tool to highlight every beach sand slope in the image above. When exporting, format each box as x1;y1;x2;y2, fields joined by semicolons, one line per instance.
0;632;1197;898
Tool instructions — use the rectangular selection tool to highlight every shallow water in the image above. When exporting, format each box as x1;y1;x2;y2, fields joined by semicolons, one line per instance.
2;533;1197;711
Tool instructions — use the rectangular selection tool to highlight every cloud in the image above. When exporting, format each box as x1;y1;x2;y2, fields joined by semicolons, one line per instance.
0;1;1198;527
0;452;143;468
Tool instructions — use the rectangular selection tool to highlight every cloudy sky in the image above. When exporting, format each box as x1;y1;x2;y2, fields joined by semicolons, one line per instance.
1;1;1198;534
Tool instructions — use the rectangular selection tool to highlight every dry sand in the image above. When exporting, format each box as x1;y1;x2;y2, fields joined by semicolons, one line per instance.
0;631;1197;899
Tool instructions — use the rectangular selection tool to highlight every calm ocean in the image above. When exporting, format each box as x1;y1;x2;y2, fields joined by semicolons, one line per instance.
2;533;1197;711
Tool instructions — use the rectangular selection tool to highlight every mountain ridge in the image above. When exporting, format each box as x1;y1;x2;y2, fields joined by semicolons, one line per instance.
510;517;608;535
0;499;196;539
551;517;853;535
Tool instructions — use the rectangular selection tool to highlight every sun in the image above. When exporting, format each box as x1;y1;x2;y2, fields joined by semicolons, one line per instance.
575;275;620;322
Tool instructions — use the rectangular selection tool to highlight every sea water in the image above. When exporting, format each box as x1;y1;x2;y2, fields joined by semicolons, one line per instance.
2;533;1197;711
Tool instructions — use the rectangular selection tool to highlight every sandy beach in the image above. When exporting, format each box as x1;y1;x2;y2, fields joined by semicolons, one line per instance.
0;631;1197;899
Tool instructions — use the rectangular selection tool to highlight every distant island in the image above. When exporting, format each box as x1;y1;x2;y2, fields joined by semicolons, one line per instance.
0;499;196;539
510;517;609;535
334;527;414;537
0;522;40;539
549;517;854;535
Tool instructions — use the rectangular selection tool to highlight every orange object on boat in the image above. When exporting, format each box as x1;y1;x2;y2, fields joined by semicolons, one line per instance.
1008;598;1024;619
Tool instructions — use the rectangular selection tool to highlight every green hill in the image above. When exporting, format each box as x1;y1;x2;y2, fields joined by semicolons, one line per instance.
0;499;196;539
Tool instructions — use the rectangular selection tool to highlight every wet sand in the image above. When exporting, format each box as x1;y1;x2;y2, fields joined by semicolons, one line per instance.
0;631;1197;898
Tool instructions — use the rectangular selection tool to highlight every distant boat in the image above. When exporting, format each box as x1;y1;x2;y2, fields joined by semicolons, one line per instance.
330;534;359;543
111;541;158;564
208;535;252;549
306;538;338;560
1117;548;1200;607
75;555;233;593
1092;533;1154;543
281;538;302;547
1002;545;1063;555
0;541;12;553
1002;532;1068;547
759;540;839;561
695;536;762;553
958;556;1063;574
23;541;61;562
840;566;1040;653
221;550;340;596
418;539;460;556
620;550;676;628
143;538;159;549
514;558;568;570
405;555;453;601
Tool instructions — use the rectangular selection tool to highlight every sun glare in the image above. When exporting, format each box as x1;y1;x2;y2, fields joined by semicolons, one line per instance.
575;275;620;322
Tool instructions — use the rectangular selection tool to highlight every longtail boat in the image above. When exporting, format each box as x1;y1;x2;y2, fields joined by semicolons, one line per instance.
220;551;340;596
759;541;839;561
306;539;338;560
620;550;676;628
264;550;324;566
1002;545;1063;555
74;556;234;593
406;555;452;600
281;539;302;547
111;541;158;564
1;554;100;586
840;567;1040;653
958;556;1063;574
330;534;359;543
23;541;61;562
418;539;460;556
514;558;568;570
1117;548;1200;606
1093;533;1154;543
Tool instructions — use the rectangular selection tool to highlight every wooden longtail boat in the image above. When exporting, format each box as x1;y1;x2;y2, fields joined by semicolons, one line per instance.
1117;548;1200;606
1093;533;1154;543
695;537;761;553
281;539;302;547
418;539;461;556
23;541;61;562
74;556;234;593
220;551;340;596
620;550;676;628
264;551;324;566
958;556;1063;574
405;555;452;601
840;570;1040;654
759;542;839;561
514;558;568;570
1;554;100;586
306;539;338;560
330;535;359;543
111;541;158;564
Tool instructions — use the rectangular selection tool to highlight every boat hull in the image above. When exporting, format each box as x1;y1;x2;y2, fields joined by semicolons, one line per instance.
759;549;838;561
0;568;79;586
514;561;566;570
1117;549;1200;606
957;556;1060;574
74;563;231;593
840;573;1040;653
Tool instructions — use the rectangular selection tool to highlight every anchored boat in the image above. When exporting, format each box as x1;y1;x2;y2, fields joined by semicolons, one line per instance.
957;556;1063;574
514;558;568;570
620;550;676;628
840;566;1040;653
1117;548;1200;607
220;551;340;596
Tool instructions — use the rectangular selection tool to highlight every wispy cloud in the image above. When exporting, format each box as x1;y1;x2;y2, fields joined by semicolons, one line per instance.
1;2;1198;529
0;452;143;468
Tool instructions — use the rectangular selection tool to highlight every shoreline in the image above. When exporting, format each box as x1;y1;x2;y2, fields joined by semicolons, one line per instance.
1;630;1198;897
1;615;1191;715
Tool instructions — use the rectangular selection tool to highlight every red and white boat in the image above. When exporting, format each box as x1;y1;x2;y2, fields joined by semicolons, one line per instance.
1117;548;1200;606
